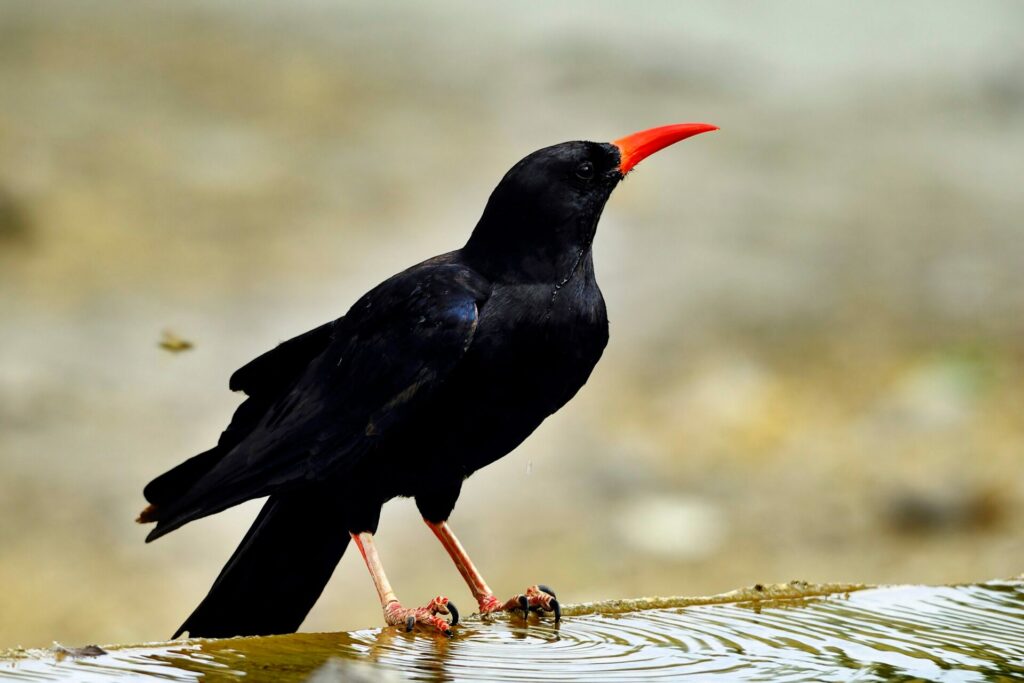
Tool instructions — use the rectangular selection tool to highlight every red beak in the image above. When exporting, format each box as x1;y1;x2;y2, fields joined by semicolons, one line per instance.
613;123;718;174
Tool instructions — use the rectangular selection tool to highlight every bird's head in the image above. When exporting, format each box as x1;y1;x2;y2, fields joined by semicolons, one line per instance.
464;123;717;284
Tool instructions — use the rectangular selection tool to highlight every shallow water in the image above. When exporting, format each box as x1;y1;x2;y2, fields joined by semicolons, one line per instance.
3;582;1022;682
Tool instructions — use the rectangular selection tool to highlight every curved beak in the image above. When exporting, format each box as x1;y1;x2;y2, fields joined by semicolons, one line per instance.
613;123;718;175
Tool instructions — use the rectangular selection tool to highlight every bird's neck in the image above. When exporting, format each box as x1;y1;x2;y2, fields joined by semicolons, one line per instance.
462;211;598;286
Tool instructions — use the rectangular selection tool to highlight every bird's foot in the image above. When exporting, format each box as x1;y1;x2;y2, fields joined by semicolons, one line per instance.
480;584;560;621
384;596;459;636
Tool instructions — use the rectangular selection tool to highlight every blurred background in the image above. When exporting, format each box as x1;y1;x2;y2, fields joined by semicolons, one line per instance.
1;0;1022;650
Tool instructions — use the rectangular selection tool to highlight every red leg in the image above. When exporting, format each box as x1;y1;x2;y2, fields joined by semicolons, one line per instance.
350;531;459;635
424;520;560;621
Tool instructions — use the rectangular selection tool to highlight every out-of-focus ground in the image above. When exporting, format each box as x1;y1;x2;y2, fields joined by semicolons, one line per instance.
0;1;1021;649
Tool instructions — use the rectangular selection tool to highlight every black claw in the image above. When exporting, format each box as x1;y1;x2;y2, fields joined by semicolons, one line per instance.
537;584;557;599
447;600;460;627
517;594;530;617
551;598;561;622
405;615;415;632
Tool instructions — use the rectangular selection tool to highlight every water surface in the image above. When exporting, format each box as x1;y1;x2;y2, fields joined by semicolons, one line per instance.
3;582;1022;682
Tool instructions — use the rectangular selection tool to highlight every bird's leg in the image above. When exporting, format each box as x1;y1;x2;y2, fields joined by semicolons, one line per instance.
424;520;560;621
349;531;458;635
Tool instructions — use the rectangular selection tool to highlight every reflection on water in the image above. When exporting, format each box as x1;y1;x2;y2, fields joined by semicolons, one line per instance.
3;582;1022;682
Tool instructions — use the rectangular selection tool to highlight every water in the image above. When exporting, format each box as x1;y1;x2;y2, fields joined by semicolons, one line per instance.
3;582;1022;682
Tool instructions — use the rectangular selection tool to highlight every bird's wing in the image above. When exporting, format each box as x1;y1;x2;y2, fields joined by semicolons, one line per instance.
143;320;337;507
228;320;337;397
146;262;490;540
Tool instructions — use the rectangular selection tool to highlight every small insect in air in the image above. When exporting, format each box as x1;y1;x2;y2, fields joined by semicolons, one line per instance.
159;330;194;353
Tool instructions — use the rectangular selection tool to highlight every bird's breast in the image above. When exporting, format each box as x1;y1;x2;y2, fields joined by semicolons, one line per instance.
477;278;608;376
426;277;608;474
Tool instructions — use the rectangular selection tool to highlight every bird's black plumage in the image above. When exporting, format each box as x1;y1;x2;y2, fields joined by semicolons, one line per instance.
141;127;714;638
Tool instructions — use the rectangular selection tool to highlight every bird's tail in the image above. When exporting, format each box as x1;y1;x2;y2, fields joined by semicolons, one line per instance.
173;486;350;639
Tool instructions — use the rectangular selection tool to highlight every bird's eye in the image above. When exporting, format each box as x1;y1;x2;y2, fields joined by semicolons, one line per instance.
575;161;595;180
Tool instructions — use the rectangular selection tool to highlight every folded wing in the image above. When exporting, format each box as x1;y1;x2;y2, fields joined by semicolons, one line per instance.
145;262;490;541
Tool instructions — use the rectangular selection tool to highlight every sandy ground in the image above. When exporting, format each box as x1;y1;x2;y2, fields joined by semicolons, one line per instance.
1;1;1022;648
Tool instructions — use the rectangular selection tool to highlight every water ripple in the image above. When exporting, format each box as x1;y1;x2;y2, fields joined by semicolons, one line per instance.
2;582;1022;681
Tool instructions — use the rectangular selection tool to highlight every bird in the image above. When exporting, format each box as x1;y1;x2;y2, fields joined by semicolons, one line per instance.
138;122;718;638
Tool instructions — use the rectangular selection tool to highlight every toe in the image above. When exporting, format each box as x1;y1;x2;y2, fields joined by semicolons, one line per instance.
427;595;458;630
384;597;459;635
537;584;557;599
524;585;560;621
495;585;559;620
416;610;454;636
549;598;562;622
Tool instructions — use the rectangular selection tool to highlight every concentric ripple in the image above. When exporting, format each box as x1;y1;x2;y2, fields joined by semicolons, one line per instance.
3;582;1023;682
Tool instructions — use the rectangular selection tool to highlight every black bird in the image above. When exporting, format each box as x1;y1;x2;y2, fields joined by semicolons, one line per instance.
139;122;717;638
